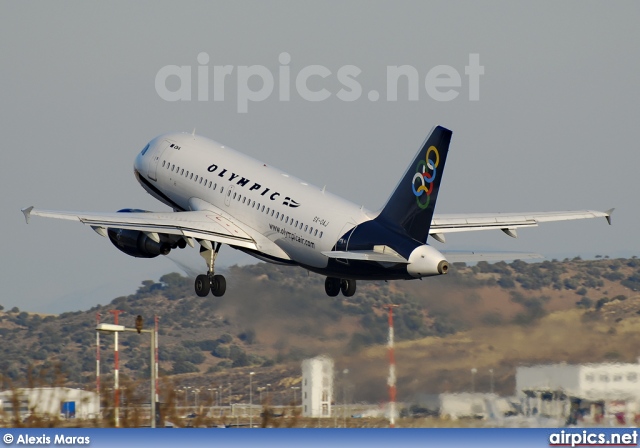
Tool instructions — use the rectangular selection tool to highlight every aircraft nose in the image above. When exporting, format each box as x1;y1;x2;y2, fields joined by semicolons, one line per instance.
134;143;150;175
134;153;143;175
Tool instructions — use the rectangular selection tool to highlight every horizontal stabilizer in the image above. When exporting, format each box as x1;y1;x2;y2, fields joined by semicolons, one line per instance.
431;210;612;234
443;251;543;263
322;250;408;264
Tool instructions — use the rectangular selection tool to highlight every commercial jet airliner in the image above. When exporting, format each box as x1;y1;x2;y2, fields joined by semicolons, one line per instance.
22;126;612;298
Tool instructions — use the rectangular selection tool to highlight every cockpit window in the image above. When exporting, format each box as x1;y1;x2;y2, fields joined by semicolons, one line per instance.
141;144;150;155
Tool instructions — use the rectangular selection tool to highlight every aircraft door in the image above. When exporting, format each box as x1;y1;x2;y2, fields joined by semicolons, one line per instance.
225;185;234;207
148;140;173;181
334;221;357;265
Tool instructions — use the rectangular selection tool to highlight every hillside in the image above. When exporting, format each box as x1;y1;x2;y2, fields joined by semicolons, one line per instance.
1;255;640;404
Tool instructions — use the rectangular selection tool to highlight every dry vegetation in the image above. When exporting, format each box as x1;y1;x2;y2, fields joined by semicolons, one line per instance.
2;255;640;426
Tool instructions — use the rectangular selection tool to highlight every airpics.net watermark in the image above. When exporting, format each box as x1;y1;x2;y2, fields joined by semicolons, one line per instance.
155;52;484;113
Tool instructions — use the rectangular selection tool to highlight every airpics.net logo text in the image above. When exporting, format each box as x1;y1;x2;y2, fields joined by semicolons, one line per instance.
155;52;484;113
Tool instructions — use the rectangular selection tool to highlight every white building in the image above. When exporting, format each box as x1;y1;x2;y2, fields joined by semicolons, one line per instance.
0;387;99;420
516;362;640;420
439;393;515;420
301;356;333;418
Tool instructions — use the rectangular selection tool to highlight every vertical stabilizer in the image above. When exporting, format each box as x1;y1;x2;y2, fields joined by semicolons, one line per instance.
377;125;452;243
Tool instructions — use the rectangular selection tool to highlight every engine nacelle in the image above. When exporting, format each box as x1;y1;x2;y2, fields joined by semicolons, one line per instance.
406;245;449;278
106;209;172;258
108;228;171;258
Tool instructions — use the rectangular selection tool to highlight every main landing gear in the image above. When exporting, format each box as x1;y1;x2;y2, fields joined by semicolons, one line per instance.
325;277;356;297
194;242;227;297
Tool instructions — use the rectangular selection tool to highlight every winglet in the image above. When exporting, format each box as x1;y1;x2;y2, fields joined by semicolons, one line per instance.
605;208;615;225
21;206;34;224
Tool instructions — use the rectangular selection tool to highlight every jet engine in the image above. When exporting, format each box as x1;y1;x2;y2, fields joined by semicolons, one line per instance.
108;228;171;258
106;208;179;258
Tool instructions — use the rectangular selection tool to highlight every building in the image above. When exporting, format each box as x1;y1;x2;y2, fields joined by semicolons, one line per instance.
301;356;333;418
0;387;99;420
439;393;515;420
516;362;640;422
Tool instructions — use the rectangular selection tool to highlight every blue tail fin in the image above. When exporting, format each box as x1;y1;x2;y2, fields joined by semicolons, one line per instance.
377;125;452;243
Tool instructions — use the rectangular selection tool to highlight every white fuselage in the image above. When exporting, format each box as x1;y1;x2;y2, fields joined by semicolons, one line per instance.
134;132;374;269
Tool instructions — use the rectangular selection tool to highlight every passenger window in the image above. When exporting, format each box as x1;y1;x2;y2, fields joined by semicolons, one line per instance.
190;173;194;180
243;197;246;204
220;187;224;193
252;201;255;207
314;229;318;236
162;161;165;167
320;231;323;238
276;212;279;219
233;193;236;199
300;222;303;229
295;220;298;227
261;206;265;212
172;164;175;171
304;225;308;232
180;169;184;175
195;175;198;182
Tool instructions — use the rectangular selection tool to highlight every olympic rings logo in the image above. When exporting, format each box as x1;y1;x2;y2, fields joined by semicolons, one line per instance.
411;146;440;209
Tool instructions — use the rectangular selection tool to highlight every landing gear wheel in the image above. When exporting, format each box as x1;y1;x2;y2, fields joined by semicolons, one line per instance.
195;274;211;297
211;274;227;297
325;277;341;297
341;279;356;297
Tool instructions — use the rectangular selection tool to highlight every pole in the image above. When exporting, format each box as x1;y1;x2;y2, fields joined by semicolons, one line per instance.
343;369;348;428
155;316;159;403
109;310;123;428
249;372;255;428
153;315;159;427
386;305;398;428
150;316;156;428
96;313;100;401
114;330;119;427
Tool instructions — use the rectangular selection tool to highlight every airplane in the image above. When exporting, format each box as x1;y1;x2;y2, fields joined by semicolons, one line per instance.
22;126;612;298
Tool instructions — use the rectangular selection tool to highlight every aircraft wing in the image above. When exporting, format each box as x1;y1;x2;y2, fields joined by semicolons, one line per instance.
430;209;613;240
21;206;258;250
